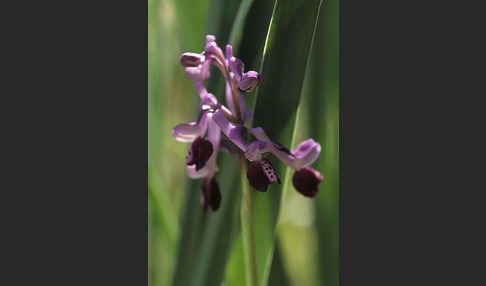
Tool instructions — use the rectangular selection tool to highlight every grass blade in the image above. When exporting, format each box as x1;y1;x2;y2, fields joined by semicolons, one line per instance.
306;0;340;285
249;0;325;284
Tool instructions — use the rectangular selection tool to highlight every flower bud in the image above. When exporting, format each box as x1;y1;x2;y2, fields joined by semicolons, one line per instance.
205;35;216;45
292;167;323;197
205;41;225;62
180;52;204;67
229;57;244;80
239;71;262;92
186;137;213;171
225;44;233;60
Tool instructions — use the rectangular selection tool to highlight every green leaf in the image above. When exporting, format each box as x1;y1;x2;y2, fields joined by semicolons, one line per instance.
171;154;242;286
224;233;246;285
189;155;243;286
306;0;340;285
249;0;325;285
267;244;291;286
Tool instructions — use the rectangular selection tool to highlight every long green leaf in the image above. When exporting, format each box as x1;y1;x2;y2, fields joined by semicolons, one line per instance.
188;153;243;286
149;0;181;285
249;0;325;285
267;244;291;286
307;0;340;285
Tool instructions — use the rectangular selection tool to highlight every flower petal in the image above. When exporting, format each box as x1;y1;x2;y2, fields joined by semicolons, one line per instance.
171;112;209;142
172;122;200;142
180;52;204;67
186;137;213;171
205;41;225;63
229;57;244;80
244;141;267;162
292;167;323;197
205;35;216;46
184;66;201;81
239;71;262;92
236;87;249;122
225;81;237;115
187;164;210;178
207;113;221;152
184;59;211;81
200;59;211;80
194;82;218;108
251;127;320;170
291;139;321;169
213;109;247;151
225;44;233;62
250;127;295;166
201;177;222;211
250;127;272;142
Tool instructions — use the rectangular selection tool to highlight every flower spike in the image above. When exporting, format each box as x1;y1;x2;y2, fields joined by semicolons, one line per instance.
172;34;325;211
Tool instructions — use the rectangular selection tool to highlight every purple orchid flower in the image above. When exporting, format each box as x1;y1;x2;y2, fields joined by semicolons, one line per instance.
172;35;324;211
244;127;323;196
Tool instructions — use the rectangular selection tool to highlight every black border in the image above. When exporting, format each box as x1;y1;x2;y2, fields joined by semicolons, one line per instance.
19;0;149;284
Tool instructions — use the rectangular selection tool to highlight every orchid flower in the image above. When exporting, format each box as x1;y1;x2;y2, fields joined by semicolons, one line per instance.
172;35;324;211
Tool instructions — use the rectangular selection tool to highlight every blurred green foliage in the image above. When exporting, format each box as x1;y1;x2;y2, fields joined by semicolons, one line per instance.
148;0;339;285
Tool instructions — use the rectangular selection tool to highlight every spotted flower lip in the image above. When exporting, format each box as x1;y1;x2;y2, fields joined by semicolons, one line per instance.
186;112;221;178
186;136;213;171
246;159;280;192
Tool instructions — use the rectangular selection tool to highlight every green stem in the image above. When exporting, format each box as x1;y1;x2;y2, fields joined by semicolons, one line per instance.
240;159;258;286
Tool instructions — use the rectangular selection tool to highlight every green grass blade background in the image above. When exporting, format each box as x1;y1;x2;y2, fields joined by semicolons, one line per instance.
308;0;340;285
249;0;325;284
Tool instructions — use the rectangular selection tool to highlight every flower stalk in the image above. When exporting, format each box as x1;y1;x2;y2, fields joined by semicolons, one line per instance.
240;159;258;286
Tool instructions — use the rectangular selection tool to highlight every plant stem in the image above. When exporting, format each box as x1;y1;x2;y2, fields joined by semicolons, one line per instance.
240;159;258;286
